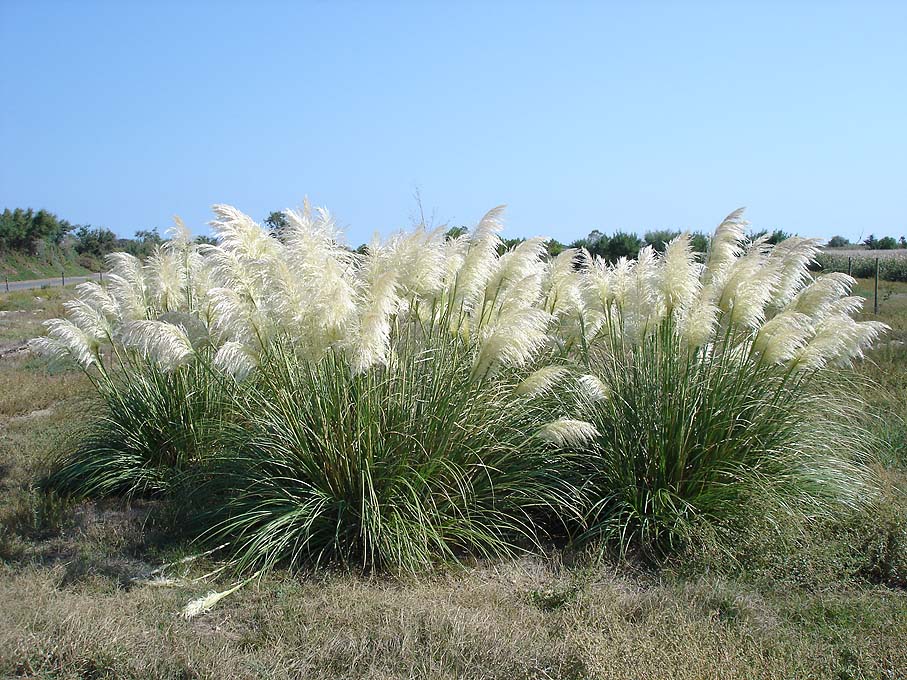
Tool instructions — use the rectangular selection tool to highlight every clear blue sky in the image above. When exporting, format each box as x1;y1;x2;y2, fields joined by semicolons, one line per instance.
2;1;906;244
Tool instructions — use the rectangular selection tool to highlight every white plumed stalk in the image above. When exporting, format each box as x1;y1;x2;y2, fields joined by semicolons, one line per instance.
659;233;701;315
702;208;747;289
449;206;505;317
515;365;572;397
350;259;400;373
119;320;195;371
29;319;98;370
538;418;600;448
472;306;552;378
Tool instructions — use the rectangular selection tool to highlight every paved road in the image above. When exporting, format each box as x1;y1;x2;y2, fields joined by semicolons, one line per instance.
2;274;101;293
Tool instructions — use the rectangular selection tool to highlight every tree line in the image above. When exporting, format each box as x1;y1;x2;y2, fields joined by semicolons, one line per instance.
8;206;903;272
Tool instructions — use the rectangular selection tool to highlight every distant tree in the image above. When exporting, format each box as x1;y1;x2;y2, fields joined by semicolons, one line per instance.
863;234;879;249
749;229;792;245
643;229;681;252
194;234;218;246
900;236;907;249
827;235;850;248
877;236;898;250
497;237;525;255
445;226;468;240
264;211;290;237
546;239;566;257
571;229;608;259
606;231;643;261
0;207;74;253
74;225;117;259
690;231;710;254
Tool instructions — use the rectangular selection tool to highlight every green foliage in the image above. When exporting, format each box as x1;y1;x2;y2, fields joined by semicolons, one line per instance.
573;324;874;560
643;229;681;252
749;228;793;244
689;231;709;254
73;225;117;259
42;356;227;498
573;229;643;262
201;332;578;573
264;211;290;238
877;236;899;250
0;208;74;254
827;235;851;248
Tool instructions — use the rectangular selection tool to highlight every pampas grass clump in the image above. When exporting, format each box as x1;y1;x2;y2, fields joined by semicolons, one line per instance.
548;210;887;558
31;202;888;569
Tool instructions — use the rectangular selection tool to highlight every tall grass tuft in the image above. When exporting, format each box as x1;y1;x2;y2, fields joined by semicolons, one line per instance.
43;357;225;497
550;211;888;558
203;332;579;573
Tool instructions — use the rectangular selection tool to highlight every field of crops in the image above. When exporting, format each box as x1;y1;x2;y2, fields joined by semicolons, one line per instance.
1;209;906;679
817;248;907;282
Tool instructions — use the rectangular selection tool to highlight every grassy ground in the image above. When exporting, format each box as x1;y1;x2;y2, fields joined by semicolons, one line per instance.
1;282;905;679
0;253;96;283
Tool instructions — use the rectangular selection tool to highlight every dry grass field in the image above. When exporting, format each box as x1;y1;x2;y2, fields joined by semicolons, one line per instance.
1;282;906;679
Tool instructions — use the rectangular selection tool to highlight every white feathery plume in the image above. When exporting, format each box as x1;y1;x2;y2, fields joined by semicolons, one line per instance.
182;581;247;619
29;319;97;369
577;373;609;402
752;312;814;365
62;298;113;345
515;365;572;397
620;245;664;344
73;281;119;319
542;249;586;318
277;204;360;353
491;272;544;319
166;215;193;247
450;206;505;313
206;286;267;348
538;418;600;448
213;341;257;381
384;226;447;300
473;307;551;377
677;297;720;349
486;237;548;304
767;236;822;307
607;257;635;310
351;266;400;373
119;320;195;371
703;208;747;289
659;233;702;314
583;256;615;312
105;252;150;320
788;273;855;321
439;232;470;297
719;238;778;330
209;204;281;263
824;295;866;318
145;247;187;313
795;315;888;370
